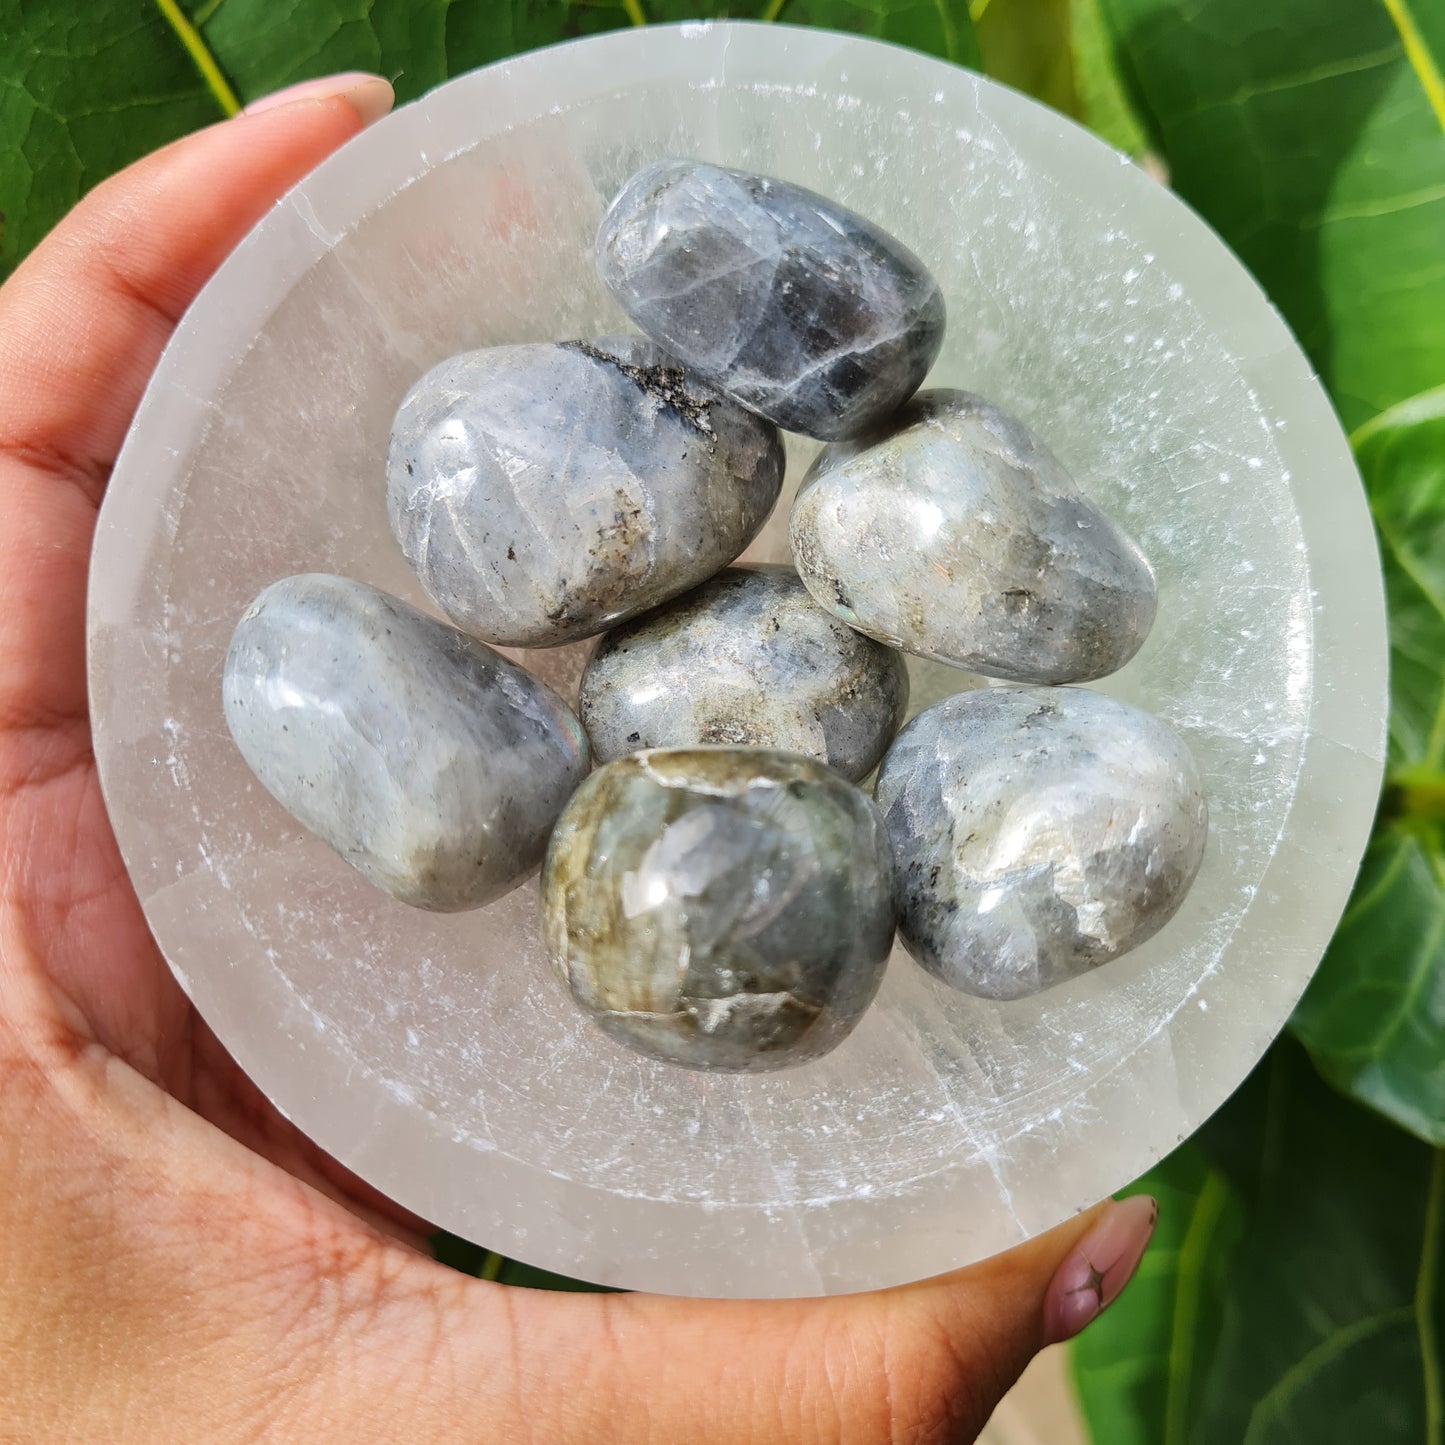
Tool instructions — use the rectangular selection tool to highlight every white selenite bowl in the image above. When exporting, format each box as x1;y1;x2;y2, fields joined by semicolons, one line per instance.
88;21;1388;1296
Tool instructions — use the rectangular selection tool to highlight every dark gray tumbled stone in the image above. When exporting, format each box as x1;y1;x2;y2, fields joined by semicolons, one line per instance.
595;159;945;441
543;749;896;1071
578;565;909;782
791;390;1158;683
387;335;784;648
222;574;590;911
875;686;1208;999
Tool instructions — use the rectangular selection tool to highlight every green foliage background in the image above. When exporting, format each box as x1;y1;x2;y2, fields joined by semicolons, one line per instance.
2;1;1440;1438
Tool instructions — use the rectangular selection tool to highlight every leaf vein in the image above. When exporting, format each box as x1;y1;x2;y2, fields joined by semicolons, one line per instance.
1352;906;1445;1061
1242;1305;1418;1443
1303;181;1445;228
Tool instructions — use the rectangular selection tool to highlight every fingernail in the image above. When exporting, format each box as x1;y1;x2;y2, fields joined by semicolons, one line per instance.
1042;1194;1157;1345
243;72;395;127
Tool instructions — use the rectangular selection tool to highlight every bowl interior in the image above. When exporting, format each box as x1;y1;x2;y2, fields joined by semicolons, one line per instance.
89;22;1387;1296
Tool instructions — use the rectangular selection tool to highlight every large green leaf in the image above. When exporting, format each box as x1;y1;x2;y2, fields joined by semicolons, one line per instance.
1;1;979;282
187;0;980;111
1073;1038;1445;1445
0;0;224;277
1067;0;1149;154
1096;0;1445;433
1093;0;1445;1143
973;0;1079;121
1293;392;1445;1144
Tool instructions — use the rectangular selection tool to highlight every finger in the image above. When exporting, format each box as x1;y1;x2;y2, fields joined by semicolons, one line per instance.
0;79;390;747
0;77;392;484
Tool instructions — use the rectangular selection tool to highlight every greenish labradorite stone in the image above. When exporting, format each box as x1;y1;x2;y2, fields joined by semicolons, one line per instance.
542;749;897;1071
875;686;1208;999
223;574;590;911
578;565;909;782
791;390;1157;683
387;335;784;648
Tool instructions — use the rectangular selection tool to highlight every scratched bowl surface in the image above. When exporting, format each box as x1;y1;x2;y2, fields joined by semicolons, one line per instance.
88;22;1386;1296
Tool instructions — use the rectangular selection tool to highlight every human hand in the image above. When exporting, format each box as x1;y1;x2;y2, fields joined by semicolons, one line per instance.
0;74;1156;1443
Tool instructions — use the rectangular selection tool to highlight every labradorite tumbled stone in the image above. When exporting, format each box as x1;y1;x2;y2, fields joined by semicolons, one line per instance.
543;749;896;1071
387;335;784;648
875;686;1208;1000
595;159;945;441
578;565;909;782
223;574;589;911
791;390;1158;683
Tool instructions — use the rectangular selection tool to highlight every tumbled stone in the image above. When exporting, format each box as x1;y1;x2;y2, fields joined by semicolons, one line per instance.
596;159;945;441
791;390;1157;683
387;335;784;648
223;574;590;911
543;749;896;1071
578;565;909;782
875;686;1208;999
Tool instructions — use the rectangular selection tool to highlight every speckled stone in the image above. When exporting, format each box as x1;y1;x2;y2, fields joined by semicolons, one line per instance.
543;749;896;1071
387;335;785;648
596;159;945;441
875;686;1207;999
578;565;909;782
791;390;1157;683
223;575;590;911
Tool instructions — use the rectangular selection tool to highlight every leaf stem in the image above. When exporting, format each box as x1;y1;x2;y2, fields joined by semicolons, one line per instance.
1392;769;1445;820
152;0;241;116
760;0;788;21
1164;1170;1230;1445
1377;0;1445;131
622;0;647;26
1417;1150;1443;1443
479;1250;505;1282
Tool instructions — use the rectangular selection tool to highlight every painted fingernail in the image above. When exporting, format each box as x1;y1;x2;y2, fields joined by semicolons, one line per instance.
1042;1194;1157;1345
243;72;395;127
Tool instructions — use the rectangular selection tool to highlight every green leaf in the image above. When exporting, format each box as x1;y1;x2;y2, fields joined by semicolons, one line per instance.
0;0;229;279
1067;0;1149;153
3;2;980;282
1292;391;1445;1144
1073;1038;1445;1445
973;0;1079;120
185;0;981;114
1092;0;1445;1144
1097;0;1445;433
431;1231;618;1293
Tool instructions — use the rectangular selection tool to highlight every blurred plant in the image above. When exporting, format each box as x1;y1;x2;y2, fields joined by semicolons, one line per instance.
2;1;1440;1437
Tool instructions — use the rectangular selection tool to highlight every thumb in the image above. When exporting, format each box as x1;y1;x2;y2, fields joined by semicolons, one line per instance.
817;1193;1160;1441
864;1193;1160;1439
427;1194;1159;1444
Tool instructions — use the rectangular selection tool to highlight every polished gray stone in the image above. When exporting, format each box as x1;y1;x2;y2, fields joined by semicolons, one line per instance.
596;159;945;441
387;335;784;648
791;390;1158;683
578;565;909;782
222;574;590;911
875;686;1208;999
543;749;896;1071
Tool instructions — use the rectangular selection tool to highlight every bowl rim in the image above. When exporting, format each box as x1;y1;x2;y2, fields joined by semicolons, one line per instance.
88;18;1389;1297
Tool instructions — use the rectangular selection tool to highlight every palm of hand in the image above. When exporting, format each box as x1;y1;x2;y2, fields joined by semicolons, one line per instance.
0;93;1120;1444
